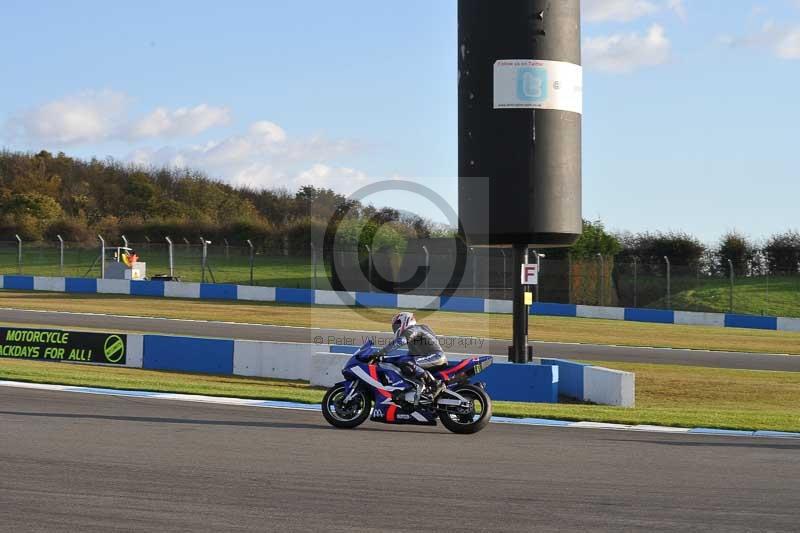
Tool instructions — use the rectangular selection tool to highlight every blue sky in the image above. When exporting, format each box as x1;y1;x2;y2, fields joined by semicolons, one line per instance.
1;0;799;243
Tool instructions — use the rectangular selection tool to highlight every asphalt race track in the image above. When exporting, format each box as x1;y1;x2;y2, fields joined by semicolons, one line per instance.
1;307;799;371
1;386;799;532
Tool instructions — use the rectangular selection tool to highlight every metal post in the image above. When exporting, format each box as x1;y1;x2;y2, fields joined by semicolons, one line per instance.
200;237;208;283
183;237;190;251
728;258;734;312
121;234;129;248
165;237;174;278
247;239;254;286
596;253;604;306
15;234;22;274
422;245;430;292
98;235;106;279
500;248;507;300
664;256;671;309
144;236;151;251
365;245;373;291
470;247;477;296
567;254;573;304
57;235;64;276
533;250;544;302
633;257;639;308
223;238;230;260
510;244;530;364
310;242;317;291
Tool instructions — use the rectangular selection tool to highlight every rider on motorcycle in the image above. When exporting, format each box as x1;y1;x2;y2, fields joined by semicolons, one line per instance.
375;312;446;403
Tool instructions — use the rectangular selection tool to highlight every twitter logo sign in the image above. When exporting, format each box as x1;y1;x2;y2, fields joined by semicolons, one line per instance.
516;67;548;103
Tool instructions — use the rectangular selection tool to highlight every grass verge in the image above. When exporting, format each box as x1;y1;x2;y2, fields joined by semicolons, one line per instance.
2;359;798;432
2;290;800;355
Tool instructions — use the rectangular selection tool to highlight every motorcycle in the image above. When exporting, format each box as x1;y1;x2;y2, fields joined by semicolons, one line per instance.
321;340;493;434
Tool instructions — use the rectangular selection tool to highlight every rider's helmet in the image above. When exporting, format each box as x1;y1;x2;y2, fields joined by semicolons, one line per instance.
391;312;416;338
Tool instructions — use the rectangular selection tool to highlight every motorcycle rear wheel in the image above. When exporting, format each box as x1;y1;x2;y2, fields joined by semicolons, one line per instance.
438;384;492;434
322;384;372;429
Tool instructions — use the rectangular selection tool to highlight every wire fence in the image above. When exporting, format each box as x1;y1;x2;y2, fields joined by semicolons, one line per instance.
1;239;799;318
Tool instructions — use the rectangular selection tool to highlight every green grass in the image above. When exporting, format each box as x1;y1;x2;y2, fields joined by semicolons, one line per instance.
656;275;800;318
2;358;798;432
3;290;800;355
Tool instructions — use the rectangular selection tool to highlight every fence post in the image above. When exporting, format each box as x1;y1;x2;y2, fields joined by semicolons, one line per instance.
144;236;151;251
365;244;373;292
500;248;508;300
310;242;317;291
664;256;671;309
247;239;254;286
632;257;639;308
728;258;734;312
165;237;174;278
98;235;106;279
121;234;129;248
470;247;477;296
566;254;572;304
596;253;604;306
183;237;190;251
14;234;22;274
57;235;64;276
533;251;545;302
223;238;230;260
200;237;208;283
422;245;430;293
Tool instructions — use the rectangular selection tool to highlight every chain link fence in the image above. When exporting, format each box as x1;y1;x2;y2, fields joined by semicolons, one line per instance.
2;238;799;318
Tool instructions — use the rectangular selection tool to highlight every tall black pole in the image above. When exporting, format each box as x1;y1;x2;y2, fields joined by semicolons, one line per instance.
511;244;529;363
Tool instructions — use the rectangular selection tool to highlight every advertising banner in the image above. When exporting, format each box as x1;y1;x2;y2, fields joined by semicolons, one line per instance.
0;327;127;365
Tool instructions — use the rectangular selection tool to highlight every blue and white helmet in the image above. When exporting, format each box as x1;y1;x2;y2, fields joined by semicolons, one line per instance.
391;312;416;338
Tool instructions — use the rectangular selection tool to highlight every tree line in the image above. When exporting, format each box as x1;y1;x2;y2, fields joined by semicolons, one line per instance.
1;149;798;274
0;149;442;253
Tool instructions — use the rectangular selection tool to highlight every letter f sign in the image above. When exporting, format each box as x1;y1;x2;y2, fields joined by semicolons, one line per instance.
521;264;538;285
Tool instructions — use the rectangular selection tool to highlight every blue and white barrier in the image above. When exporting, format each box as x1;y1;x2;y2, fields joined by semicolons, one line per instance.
2;274;797;333
323;345;633;406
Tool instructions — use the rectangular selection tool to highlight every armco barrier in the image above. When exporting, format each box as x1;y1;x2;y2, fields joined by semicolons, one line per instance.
2;274;799;334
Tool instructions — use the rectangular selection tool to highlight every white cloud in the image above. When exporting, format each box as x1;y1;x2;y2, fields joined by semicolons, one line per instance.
667;0;687;21
5;90;129;145
583;0;659;23
129;104;230;139
4;90;231;145
583;24;671;72
723;22;800;60
128;120;368;191
583;0;687;23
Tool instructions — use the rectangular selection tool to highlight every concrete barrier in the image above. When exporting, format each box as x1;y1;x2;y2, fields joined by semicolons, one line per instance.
33;276;65;292
583;366;635;407
126;334;144;368
164;281;200;299
233;340;323;381
314;290;354;306
778;317;800;332
237;285;276;302
397;294;440;310
576;305;625;320
674;311;725;327
311;352;350;387
97;279;131;295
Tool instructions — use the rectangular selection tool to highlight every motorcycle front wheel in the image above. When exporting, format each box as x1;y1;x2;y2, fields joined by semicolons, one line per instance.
322;383;372;429
438;384;492;434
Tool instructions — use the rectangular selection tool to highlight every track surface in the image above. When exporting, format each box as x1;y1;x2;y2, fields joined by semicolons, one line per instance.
1;307;799;371
1;387;798;532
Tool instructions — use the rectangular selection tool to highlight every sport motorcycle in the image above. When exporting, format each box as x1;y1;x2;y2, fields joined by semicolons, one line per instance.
321;340;493;434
